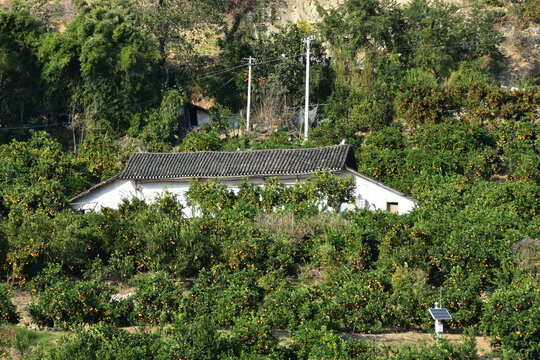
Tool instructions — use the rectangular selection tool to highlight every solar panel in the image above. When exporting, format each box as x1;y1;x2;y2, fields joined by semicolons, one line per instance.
429;308;452;320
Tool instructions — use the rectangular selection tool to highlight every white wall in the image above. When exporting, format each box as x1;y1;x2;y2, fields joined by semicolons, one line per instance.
72;172;416;215
138;181;193;216
340;169;416;215
72;180;135;212
197;110;211;127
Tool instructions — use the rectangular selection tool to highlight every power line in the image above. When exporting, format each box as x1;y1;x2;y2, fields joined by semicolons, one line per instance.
206;71;244;98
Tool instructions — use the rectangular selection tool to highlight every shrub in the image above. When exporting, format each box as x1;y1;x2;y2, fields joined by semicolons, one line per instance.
28;265;115;329
387;329;479;359
481;276;539;359
258;282;323;330
3;210;106;282
167;315;225;360
290;324;374;360
78;134;122;181
179;129;222;152
227;315;280;356
322;271;391;332
0;132;90;219
13;326;38;357
132;271;183;326
45;324;167;360
395;69;448;126
181;265;263;327
441;266;484;330
389;265;434;330
0;283;19;324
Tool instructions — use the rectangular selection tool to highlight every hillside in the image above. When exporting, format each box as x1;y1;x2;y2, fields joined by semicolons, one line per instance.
0;1;539;359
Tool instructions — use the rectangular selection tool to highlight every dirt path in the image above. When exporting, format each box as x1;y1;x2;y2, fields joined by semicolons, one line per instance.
11;288;32;327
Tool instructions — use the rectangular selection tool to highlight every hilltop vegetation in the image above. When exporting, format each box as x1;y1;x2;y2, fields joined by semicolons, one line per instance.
0;0;539;359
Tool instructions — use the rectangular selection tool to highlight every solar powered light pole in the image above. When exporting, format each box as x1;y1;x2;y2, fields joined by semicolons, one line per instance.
429;302;452;341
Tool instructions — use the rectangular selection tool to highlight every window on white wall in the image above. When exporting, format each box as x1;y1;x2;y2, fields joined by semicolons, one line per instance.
387;202;399;213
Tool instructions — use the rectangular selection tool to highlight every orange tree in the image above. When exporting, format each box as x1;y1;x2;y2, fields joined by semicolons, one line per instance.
0;131;89;219
482;271;539;358
0;282;19;324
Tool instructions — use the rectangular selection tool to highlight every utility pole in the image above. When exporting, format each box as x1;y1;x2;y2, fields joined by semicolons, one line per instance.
244;56;255;134
302;36;315;141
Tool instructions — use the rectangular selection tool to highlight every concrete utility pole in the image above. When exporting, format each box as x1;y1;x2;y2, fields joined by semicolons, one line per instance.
244;56;255;133
302;36;315;141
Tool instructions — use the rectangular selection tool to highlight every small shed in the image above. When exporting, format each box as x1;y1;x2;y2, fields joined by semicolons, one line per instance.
179;103;211;129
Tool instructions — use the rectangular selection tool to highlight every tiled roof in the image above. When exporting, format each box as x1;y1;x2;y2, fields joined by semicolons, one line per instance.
119;145;356;180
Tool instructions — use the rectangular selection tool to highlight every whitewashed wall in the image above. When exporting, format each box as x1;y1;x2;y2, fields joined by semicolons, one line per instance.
72;180;135;212
340;169;417;215
72;172;416;215
197;109;211;127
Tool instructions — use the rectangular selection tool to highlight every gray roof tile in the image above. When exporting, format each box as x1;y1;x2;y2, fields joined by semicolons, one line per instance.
119;145;356;180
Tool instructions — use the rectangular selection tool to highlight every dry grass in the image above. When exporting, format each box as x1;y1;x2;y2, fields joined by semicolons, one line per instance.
249;88;293;131
255;212;350;250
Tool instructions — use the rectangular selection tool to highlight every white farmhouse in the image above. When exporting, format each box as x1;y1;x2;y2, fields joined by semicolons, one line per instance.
70;145;417;215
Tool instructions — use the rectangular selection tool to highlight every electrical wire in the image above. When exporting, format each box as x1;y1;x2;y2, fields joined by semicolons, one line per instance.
206;71;244;98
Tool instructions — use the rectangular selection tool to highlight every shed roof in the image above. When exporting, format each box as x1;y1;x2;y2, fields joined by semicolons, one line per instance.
119;145;356;180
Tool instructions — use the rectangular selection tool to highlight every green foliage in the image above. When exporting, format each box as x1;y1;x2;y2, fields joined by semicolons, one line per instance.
179;129;222;152
389;265;434;330
167;315;225;360
187;171;354;217
441;267;484;329
2;210;105;282
0;283;19;325
13;326;38;357
258;281;311;330
0;132;89;218
395;69;447;126
228;315;280;356
186;178;235;214
215;21;331;112
304;170;355;212
181;265;263;327
43;323;166;360
141;88;184;149
78;134;122;181
0;3;538;354
291;324;379;360
309;118;362;149
0;1;44;136
511;0;540;27
482;274;539;359
132;271;183;326
497;120;540;183
387;330;479;359
323;270;392;332
27;264;116;329
39;0;161;134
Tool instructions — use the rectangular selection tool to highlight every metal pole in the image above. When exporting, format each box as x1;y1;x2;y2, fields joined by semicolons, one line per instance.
302;36;315;141
435;319;441;341
434;302;441;343
244;56;254;134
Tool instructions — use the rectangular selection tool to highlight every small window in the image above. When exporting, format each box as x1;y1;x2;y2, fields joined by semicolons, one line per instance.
356;199;367;209
387;202;399;214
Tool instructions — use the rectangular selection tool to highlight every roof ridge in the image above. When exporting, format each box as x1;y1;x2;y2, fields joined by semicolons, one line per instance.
130;144;349;156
